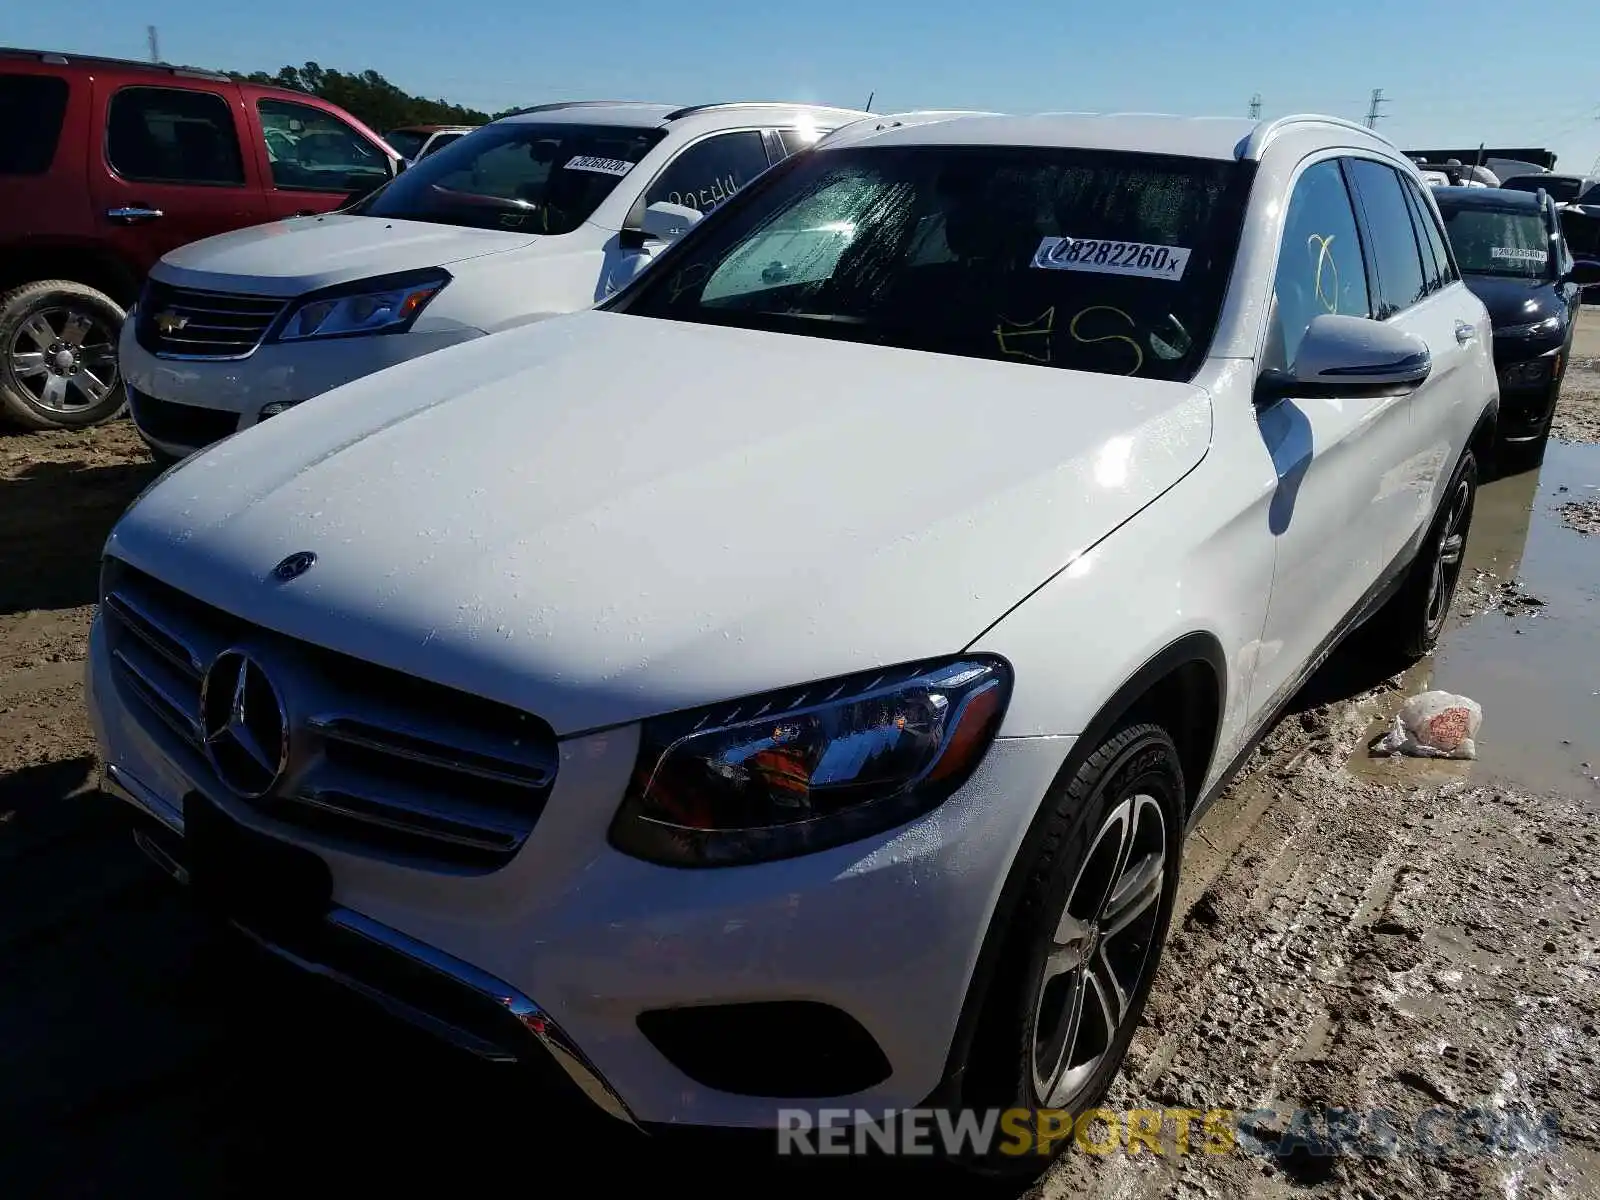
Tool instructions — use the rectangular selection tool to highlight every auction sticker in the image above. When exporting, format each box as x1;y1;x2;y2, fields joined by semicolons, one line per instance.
565;155;634;176
1034;236;1191;280
1491;246;1546;262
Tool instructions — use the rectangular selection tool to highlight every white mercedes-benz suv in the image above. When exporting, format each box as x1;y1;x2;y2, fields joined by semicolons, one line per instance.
118;100;868;462
89;110;1497;1176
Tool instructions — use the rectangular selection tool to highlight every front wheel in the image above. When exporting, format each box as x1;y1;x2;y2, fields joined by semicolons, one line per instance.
954;723;1185;1180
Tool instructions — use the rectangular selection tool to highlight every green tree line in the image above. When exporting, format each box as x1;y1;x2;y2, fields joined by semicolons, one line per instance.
227;61;513;132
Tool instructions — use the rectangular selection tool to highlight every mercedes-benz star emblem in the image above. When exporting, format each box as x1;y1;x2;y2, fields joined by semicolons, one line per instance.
200;650;289;798
272;550;316;581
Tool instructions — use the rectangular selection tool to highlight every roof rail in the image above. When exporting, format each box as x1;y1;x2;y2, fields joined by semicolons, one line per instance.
1238;113;1393;160
663;101;865;121
0;45;231;81
498;100;662;118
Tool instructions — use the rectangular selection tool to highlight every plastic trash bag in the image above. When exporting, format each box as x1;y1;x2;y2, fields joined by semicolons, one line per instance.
1372;691;1482;760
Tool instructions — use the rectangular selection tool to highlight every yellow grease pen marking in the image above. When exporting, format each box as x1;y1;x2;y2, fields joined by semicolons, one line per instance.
1069;305;1143;376
1309;233;1339;313
994;307;1056;363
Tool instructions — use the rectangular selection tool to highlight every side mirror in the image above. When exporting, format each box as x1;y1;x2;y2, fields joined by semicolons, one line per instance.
1256;313;1431;406
639;200;702;245
1566;259;1600;286
619;200;702;252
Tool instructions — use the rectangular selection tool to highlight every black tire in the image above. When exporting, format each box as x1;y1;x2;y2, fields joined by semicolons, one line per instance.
1369;451;1478;659
952;723;1185;1181
0;280;127;430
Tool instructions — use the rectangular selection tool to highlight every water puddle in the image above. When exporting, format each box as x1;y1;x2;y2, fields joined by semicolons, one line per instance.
1348;440;1600;797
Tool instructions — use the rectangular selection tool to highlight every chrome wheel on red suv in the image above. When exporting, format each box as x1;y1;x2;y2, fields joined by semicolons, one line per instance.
0;281;126;430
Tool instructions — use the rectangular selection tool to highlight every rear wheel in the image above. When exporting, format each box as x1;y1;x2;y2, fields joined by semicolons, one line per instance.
0;280;127;430
954;723;1185;1180
1368;451;1477;659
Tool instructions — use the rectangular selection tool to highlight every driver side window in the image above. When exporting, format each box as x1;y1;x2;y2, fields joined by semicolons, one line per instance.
1266;159;1372;371
257;98;388;194
644;131;773;216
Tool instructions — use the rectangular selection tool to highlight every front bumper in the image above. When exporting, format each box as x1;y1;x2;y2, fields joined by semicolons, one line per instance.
85;612;1071;1128
110;764;637;1124
118;321;484;460
1494;343;1565;442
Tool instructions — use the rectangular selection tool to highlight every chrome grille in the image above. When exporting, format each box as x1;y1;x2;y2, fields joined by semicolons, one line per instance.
136;279;289;359
100;559;559;871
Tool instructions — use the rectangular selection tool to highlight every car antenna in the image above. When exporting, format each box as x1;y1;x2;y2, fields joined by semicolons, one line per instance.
864;90;874;113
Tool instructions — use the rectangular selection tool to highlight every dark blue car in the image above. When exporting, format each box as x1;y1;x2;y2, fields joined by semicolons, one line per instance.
1433;184;1600;462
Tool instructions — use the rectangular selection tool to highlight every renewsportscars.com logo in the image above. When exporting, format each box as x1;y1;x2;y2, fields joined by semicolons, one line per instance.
777;1106;1562;1159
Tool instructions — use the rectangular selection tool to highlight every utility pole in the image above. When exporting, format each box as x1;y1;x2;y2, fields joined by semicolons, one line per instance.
1249;93;1261;119
147;25;160;63
1364;88;1387;129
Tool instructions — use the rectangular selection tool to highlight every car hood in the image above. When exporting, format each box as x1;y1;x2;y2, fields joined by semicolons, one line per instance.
109;312;1212;735
1461;273;1563;328
154;214;539;298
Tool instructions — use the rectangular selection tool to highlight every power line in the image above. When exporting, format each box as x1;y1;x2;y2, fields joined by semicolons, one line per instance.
1249;93;1261;119
1364;88;1387;130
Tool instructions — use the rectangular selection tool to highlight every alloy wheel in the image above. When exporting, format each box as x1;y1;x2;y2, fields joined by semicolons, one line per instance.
8;306;119;415
1425;478;1472;631
1030;791;1168;1109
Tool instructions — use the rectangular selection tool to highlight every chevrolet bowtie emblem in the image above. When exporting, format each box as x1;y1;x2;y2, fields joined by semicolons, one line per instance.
155;311;188;335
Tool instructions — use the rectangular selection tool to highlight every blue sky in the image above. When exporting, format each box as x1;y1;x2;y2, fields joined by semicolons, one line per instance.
16;0;1600;173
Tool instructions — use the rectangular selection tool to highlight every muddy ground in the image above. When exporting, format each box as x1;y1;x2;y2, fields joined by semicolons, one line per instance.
2;317;1599;1197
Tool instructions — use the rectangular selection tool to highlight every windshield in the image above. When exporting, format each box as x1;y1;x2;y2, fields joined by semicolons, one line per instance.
365;122;665;235
386;129;427;159
612;145;1252;382
1438;204;1553;278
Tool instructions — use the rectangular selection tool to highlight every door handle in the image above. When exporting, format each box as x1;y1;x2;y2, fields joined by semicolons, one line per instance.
1454;321;1476;344
107;206;164;224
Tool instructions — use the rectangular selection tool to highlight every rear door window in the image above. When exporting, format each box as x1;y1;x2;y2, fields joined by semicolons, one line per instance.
107;87;246;185
1345;159;1429;317
1399;177;1448;296
777;128;823;157
1405;178;1458;287
0;74;71;175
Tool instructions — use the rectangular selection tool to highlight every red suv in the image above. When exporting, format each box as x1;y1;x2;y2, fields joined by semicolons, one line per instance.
0;47;399;430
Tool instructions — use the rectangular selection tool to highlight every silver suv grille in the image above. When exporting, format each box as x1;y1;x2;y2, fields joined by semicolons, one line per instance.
135;280;289;359
100;558;559;871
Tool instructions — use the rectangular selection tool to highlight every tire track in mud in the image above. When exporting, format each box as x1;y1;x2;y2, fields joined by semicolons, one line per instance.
1038;688;1600;1200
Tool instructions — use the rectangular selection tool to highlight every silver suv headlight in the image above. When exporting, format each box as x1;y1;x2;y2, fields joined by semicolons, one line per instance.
273;268;449;342
608;656;1012;867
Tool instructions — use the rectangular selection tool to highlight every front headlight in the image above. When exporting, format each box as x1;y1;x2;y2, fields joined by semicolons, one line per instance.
1498;315;1562;339
608;656;1012;867
274;269;448;342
